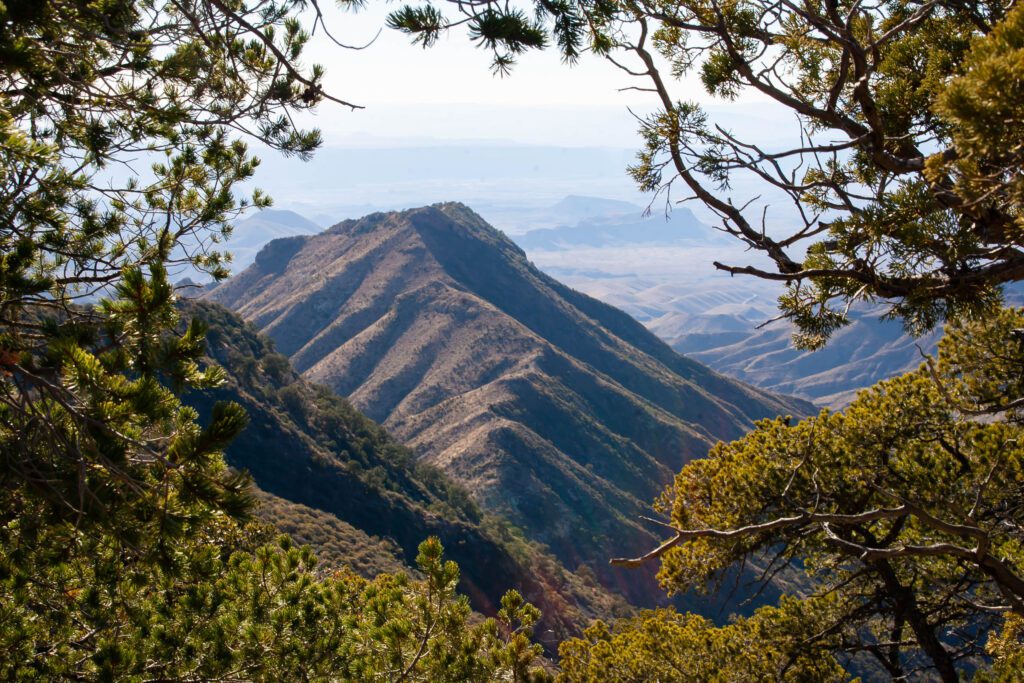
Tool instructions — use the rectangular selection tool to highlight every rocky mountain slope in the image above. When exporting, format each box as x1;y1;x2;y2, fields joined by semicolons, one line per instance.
672;309;943;406
207;203;810;606
181;299;629;643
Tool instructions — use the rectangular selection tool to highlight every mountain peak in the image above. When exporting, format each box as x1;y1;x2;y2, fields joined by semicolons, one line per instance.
329;202;504;238
321;202;529;275
207;202;810;608
406;202;502;240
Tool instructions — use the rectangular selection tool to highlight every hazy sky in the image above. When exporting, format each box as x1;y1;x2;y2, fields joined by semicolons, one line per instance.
306;4;640;104
249;2;809;237
294;2;784;147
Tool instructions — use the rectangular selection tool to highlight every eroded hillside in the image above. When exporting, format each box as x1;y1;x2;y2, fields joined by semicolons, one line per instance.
181;299;630;643
208;203;810;607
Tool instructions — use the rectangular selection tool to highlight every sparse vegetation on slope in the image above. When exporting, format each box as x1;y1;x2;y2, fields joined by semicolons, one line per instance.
181;298;632;644
208;203;810;609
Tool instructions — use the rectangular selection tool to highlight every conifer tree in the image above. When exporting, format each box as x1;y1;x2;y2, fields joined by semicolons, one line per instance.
393;0;1024;677
0;0;338;529
595;307;1024;679
0;2;551;679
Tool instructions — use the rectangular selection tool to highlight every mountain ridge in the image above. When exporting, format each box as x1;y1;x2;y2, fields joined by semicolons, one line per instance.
181;299;630;644
208;202;811;606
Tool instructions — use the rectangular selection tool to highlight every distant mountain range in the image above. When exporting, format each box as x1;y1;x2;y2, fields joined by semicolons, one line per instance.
207;202;809;608
480;195;644;235
515;205;731;250
672;308;943;406
246;145;640;216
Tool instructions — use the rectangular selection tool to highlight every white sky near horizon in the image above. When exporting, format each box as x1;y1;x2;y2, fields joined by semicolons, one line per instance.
292;1;789;148
246;1;811;244
297;2;646;145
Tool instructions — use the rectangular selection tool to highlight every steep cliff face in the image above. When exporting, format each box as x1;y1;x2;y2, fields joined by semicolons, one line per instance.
208;203;811;606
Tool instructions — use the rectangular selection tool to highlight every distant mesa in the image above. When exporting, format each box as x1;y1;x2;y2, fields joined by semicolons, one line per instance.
208;201;810;610
546;195;642;221
223;208;323;274
230;208;322;245
514;203;731;251
174;276;202;290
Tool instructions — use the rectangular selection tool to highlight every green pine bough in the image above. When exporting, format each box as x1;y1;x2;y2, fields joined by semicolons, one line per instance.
391;1;1024;678
5;0;1024;679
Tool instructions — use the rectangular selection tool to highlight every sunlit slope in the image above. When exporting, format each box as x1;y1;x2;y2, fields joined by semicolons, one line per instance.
209;203;810;605
182;299;629;642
